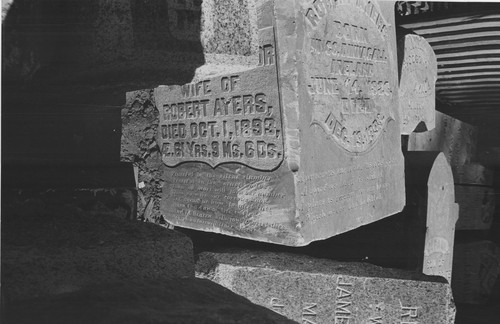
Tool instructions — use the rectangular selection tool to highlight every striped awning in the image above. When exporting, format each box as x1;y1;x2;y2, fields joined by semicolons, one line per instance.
398;3;500;125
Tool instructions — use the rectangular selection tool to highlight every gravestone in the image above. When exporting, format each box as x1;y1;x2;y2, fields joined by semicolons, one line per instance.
196;251;456;323
405;152;459;282
150;0;405;245
398;33;437;134
453;241;500;304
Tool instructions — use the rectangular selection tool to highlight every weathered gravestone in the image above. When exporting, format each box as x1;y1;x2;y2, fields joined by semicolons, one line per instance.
405;152;459;282
149;0;405;245
397;32;437;134
196;251;456;323
453;241;500;304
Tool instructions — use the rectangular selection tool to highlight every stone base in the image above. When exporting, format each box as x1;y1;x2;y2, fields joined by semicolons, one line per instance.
196;250;456;324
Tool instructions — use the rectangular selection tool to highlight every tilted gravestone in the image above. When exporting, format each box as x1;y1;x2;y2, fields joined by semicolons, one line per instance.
397;33;437;134
149;0;405;245
405;152;458;282
196;251;456;323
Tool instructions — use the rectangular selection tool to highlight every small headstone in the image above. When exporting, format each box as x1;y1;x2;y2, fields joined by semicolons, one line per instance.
405;152;459;282
196;251;456;323
149;0;405;245
398;33;437;134
453;241;500;304
455;185;495;230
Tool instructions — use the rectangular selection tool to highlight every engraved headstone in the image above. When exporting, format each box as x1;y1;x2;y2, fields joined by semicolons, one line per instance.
151;0;405;245
405;152;459;282
398;33;437;134
452;241;500;304
196;251;456;323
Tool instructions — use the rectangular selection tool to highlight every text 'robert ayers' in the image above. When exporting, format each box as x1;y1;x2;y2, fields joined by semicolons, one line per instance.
159;70;283;167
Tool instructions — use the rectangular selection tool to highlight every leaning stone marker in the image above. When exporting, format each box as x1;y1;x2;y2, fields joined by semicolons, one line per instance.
405;152;459;282
152;0;405;245
397;33;437;134
196;251;456;323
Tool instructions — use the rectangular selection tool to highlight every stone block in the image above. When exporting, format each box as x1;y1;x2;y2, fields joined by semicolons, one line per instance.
196;251;456;323
147;0;405;245
397;33;437;134
452;241;500;304
5;279;294;324
1;191;194;301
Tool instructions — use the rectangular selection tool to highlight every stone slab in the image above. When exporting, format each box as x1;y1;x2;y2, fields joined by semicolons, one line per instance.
455;185;495;230
196;251;456;323
1;191;193;301
5;279;294;324
405;152;459;282
408;111;477;179
398;33;437;134
452;241;500;304
148;0;405;246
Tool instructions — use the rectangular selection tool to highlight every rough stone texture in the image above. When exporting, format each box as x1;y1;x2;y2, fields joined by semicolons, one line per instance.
4;279;294;324
453;241;500;304
144;0;405;246
408;111;477;180
120;89;167;224
196;250;456;324
405;152;458;282
1;190;194;301
398;33;437;134
455;185;495;230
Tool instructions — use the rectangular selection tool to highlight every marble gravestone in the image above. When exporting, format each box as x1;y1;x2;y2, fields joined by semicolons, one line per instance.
196;251;456;323
397;33;437;134
405;152;459;282
154;0;405;245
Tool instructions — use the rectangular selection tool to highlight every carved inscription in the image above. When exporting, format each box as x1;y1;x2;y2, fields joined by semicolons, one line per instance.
155;28;283;170
305;0;395;152
399;34;436;134
400;304;419;324
335;277;353;323
163;167;293;237
270;297;285;315
302;303;318;324
298;159;399;224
